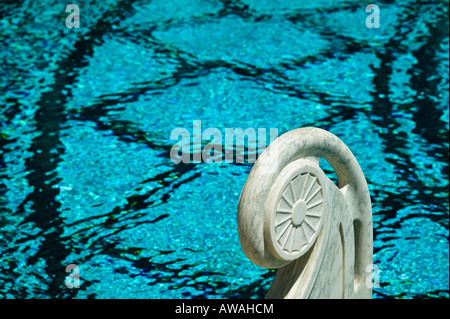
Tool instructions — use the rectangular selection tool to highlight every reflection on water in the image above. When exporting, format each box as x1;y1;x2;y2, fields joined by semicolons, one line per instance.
0;0;448;298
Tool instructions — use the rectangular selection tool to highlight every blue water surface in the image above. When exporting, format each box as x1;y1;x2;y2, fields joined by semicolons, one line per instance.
0;0;448;299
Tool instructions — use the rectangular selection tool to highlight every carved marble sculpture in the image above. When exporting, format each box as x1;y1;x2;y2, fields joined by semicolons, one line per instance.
237;127;373;299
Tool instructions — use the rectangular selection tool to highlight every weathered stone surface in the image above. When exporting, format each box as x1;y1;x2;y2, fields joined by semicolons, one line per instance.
237;127;373;299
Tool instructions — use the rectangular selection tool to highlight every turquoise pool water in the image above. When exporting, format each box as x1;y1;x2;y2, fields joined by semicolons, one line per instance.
0;0;448;299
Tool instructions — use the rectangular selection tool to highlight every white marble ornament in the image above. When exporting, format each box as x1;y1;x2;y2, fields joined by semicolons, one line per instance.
237;127;373;299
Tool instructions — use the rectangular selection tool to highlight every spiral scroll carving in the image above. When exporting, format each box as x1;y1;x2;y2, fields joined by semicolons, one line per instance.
237;127;373;299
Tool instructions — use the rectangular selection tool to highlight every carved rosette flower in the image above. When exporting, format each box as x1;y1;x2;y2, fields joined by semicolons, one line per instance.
274;173;323;254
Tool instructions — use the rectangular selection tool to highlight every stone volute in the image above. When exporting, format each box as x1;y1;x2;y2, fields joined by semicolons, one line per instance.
237;127;373;299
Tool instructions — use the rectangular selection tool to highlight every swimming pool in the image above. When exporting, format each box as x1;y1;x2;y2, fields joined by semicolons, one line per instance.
0;0;448;299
